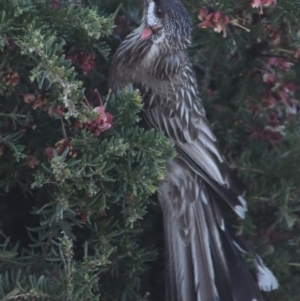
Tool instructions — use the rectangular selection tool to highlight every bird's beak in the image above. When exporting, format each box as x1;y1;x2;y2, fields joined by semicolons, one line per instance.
141;24;163;39
150;24;163;32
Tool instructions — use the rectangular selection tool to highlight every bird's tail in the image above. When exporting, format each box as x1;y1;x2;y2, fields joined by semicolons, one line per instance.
158;158;278;301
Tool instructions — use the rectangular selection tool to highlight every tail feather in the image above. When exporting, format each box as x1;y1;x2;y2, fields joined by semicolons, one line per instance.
217;222;263;301
202;194;235;301
163;204;194;301
191;199;218;301
212;199;279;294
255;257;279;292
158;158;277;301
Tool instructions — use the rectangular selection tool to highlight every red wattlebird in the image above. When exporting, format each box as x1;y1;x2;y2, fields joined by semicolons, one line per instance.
109;0;278;300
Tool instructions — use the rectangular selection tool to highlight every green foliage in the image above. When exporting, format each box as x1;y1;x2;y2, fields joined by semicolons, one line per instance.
0;1;174;301
2;0;300;300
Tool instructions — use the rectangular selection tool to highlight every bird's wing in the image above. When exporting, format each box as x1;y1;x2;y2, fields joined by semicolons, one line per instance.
139;64;247;219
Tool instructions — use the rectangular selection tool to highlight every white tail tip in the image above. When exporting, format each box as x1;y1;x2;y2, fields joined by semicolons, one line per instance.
256;258;279;291
235;195;248;219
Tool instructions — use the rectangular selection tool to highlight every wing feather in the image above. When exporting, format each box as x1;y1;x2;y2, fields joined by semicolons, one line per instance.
135;53;250;217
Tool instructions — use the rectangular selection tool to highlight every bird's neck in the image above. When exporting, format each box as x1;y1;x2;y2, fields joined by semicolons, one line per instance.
109;26;189;90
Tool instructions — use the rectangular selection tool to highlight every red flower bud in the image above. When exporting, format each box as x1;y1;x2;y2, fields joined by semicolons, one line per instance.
32;100;44;110
265;96;277;108
54;106;65;117
263;73;276;84
198;8;208;21
106;112;113;124
26;155;39;169
24;94;36;104
45;147;54;160
93;129;101;137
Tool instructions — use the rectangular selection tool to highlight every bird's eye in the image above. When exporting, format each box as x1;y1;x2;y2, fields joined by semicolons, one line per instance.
156;6;165;18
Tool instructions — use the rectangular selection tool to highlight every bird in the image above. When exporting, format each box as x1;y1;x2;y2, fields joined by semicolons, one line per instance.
109;0;279;300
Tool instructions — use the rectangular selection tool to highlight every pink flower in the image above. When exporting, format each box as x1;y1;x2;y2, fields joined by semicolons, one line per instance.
212;12;230;36
262;0;276;7
198;20;214;29
248;128;283;144
23;94;36;104
284;82;296;94
26;155;39;169
198;9;230;37
77;53;96;74
67;52;96;74
279;61;293;70
198;8;209;21
78;90;113;137
252;0;276;14
294;49;300;59
277;89;289;102
80;59;96;74
264;96;277;108
267;112;279;126
267;57;293;70
263;73;276;84
93;106;113;131
53;105;65;117
32;99;44;110
45;147;54;160
251;0;263;13
286;98;298;115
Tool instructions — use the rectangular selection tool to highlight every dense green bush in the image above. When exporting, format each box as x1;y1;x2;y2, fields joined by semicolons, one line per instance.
1;0;300;300
0;1;173;300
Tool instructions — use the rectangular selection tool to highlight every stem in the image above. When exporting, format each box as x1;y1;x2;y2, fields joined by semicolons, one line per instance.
0;113;27;118
94;89;103;107
105;89;112;108
277;48;294;54
113;3;123;19
61;119;67;138
83;95;92;109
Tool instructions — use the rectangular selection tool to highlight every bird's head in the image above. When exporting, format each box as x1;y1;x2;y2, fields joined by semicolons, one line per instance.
141;0;192;49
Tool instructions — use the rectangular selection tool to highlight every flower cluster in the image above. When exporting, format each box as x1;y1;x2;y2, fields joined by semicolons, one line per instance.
23;92;67;119
66;51;96;74
198;8;230;38
75;106;113;137
2;71;20;86
263;24;281;46
45;138;77;161
247;56;297;145
23;93;45;110
263;58;295;111
26;155;39;169
267;57;293;70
